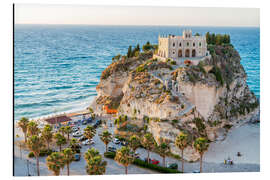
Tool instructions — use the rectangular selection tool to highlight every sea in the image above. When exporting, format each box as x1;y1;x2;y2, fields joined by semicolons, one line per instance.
14;25;260;121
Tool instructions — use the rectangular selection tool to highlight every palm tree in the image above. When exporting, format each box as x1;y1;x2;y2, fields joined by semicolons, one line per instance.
175;132;188;172
156;139;170;167
141;133;156;163
59;126;66;136
17;117;29;143
69;138;79;153
85;155;107;175
65;126;72;141
84;125;96;147
84;148;107;175
63;148;74;176
46;152;65;176
54;133;67;151
114;146;133;174
27;121;40;137
41;124;53;150
128;135;141;153
99;130;112;152
193;137;209;173
27;135;44;176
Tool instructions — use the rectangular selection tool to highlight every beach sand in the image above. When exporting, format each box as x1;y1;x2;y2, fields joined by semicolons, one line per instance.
204;123;260;165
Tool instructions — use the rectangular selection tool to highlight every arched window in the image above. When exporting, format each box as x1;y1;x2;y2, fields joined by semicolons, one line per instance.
199;42;201;47
179;42;182;47
173;42;175;47
193;42;195;47
187;42;189;46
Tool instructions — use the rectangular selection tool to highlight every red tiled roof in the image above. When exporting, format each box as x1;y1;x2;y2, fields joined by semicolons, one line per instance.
44;115;72;124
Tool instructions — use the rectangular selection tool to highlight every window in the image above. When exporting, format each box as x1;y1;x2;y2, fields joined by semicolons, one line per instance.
187;42;189;46
193;42;195;47
199;42;201;47
173;43;175;47
179;42;182;47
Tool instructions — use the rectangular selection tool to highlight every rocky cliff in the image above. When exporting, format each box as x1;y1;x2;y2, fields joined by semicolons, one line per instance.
90;44;259;161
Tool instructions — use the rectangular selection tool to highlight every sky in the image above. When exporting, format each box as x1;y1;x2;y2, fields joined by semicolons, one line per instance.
15;4;260;27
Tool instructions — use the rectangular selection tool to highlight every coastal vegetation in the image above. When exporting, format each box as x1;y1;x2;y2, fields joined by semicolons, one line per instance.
46;152;65;176
99;130;113;152
27;135;44;176
18;117;29;143
156;139;170;167
62;148;75;176
175;132;188;172
206;32;231;45
41;124;53;150
141;133;157;163
193;137;209;173
84;148;107;175
114;146;134;174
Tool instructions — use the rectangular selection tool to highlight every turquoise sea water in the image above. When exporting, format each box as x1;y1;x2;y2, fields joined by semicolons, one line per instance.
14;25;260;121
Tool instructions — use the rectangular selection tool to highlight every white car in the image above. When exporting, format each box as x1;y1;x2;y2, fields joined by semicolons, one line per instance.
72;127;79;132
72;131;82;137
82;139;94;145
113;138;120;144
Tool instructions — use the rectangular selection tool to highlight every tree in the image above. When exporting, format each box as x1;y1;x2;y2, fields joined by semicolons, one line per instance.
65;126;72;141
206;32;211;44
41;124;53;150
27;121;40;137
17;117;29;143
193;137;209;173
54;133;67;151
27;135;44;176
195;33;200;36
142;41;153;52
46;152;65;176
99;130;112;152
63;148;74;176
127;45;132;58
175;132;188;172
156;139;170;167
114;146;134;174
59;126;66;136
128;135;141;153
84;125;96;147
69;138;80;153
141;133;156;163
84;148;107;175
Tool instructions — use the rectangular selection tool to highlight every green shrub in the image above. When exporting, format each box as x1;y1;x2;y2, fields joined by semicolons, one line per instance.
133;158;181;173
104;152;181;173
28;152;34;158
170;60;176;65
209;66;224;86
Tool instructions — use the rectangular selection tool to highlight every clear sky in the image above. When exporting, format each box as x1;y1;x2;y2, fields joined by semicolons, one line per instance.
15;4;260;27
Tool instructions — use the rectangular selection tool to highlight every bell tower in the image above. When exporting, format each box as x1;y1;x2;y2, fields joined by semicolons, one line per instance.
183;29;192;39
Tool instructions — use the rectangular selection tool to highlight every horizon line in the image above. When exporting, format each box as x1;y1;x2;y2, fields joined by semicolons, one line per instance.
14;23;260;28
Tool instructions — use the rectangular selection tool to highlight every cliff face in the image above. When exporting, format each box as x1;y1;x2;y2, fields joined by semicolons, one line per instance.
90;45;259;161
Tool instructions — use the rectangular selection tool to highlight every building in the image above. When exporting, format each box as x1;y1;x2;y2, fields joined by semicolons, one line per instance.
155;29;208;61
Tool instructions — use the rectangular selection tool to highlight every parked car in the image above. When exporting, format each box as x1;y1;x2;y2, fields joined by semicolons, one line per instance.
108;146;117;153
168;163;178;170
72;131;83;137
120;141;128;146
78;136;87;142
93;120;101;128
82;139;94;146
193;170;200;173
144;158;159;165
134;152;140;159
74;153;81;161
113;138;120;144
82;120;87;125
72;127;79;132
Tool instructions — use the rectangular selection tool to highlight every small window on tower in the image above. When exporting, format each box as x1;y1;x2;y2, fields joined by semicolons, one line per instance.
179;42;181;47
193;43;195;47
173;43;175;47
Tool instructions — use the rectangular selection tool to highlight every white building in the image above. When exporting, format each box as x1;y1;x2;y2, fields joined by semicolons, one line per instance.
155;29;209;61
